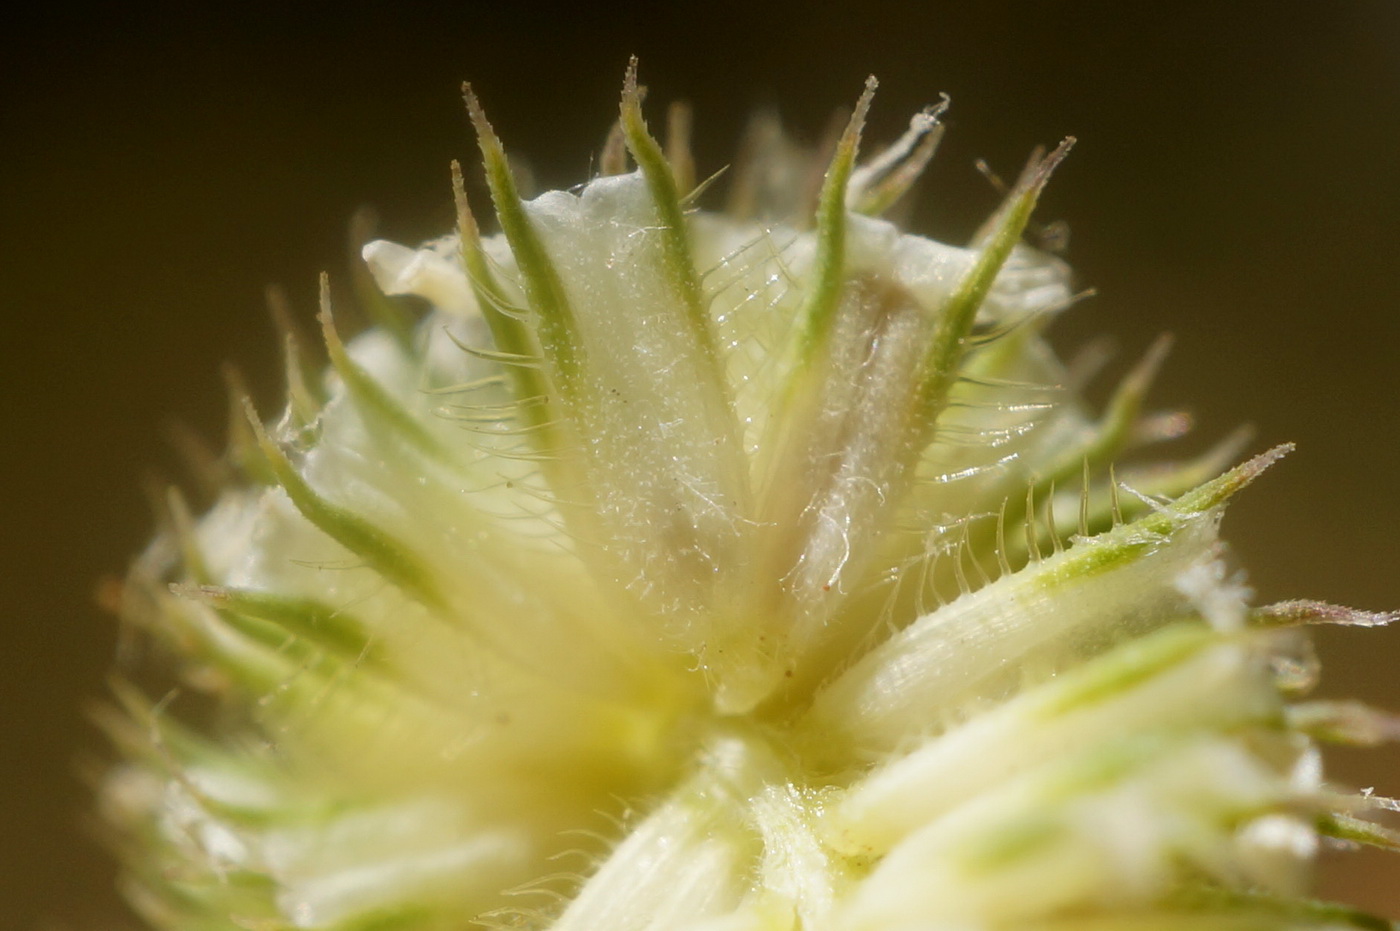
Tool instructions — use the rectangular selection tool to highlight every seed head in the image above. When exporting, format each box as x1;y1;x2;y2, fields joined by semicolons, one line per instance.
100;63;1399;930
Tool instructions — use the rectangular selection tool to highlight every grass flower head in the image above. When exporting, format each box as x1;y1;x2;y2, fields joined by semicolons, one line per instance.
101;61;1400;931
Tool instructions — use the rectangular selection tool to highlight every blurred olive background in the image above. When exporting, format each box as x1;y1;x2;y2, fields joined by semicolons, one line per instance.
3;1;1399;927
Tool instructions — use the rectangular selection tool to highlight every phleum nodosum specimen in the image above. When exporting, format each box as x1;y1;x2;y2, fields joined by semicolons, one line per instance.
100;64;1400;931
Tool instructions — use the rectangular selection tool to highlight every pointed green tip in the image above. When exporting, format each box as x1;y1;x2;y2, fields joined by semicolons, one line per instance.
617;57;715;352
463;81;585;392
795;75;880;363
1171;443;1293;516
242;396;448;614
919;137;1075;420
1038;445;1292;588
318;282;452;463
462;82;504;162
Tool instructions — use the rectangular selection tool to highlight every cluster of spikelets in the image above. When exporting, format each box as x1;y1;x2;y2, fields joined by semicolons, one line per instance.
100;62;1400;931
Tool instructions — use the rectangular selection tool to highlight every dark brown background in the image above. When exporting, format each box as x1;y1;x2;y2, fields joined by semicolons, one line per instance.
4;2;1398;927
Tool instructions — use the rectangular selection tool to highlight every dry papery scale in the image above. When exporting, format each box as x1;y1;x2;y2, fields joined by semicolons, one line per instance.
99;61;1400;931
